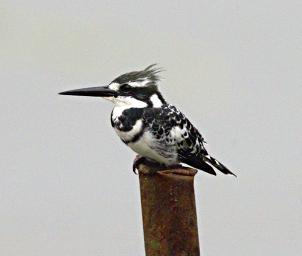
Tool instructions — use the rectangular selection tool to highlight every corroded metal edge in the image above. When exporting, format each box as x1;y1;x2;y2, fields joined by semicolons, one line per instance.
138;163;197;177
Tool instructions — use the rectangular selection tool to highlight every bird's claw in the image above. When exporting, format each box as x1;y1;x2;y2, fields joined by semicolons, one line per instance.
132;155;146;175
133;164;138;175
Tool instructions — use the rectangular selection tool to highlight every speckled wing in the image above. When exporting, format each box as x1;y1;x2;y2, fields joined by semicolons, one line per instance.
142;104;216;175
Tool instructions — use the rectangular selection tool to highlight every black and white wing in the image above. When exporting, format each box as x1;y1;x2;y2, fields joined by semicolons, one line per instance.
143;104;236;176
142;104;217;175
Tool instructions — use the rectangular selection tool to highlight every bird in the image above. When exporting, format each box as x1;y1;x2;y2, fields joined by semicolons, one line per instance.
59;64;236;176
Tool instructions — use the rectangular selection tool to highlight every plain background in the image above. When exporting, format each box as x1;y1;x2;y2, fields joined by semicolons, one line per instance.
1;1;301;255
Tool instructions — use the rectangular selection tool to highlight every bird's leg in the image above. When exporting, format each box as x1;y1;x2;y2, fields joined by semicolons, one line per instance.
133;155;193;175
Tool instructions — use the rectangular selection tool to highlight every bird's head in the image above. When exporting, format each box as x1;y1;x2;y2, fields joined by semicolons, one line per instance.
59;64;166;108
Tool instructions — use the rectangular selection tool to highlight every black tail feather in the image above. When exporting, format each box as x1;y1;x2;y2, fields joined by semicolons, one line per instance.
180;156;217;175
204;155;236;177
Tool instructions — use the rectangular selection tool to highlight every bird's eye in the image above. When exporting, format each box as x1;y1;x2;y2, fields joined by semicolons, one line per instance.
120;84;131;91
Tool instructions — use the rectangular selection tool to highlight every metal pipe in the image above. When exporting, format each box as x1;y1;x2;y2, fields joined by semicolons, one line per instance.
138;163;200;256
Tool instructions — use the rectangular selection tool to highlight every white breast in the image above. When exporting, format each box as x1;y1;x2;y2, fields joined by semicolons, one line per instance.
128;131;178;165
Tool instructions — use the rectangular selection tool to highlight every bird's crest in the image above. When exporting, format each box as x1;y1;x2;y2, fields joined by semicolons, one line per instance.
112;64;163;87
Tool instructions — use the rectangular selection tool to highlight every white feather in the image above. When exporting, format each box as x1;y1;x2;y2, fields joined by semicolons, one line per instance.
109;82;120;91
129;131;178;165
150;94;163;107
128;79;150;87
170;126;187;141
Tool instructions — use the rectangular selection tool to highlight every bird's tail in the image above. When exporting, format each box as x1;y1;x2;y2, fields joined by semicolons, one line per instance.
204;155;236;177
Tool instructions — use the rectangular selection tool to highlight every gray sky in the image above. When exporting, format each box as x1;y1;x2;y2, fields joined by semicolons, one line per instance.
1;1;301;255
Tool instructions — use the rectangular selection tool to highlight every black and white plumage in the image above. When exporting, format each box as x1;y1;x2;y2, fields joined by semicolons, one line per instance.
60;65;235;176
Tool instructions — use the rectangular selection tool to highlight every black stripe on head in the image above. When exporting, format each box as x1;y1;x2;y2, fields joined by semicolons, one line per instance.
155;92;167;105
111;65;166;106
118;83;160;106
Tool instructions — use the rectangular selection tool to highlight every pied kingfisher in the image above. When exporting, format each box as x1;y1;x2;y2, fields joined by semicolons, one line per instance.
60;65;235;176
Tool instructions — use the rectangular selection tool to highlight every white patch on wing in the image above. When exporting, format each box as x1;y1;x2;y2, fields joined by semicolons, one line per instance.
150;94;163;107
170;126;186;141
191;138;199;154
114;119;143;141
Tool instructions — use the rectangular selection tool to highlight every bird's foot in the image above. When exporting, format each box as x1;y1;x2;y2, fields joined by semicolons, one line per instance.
133;156;147;175
133;156;165;175
133;157;196;176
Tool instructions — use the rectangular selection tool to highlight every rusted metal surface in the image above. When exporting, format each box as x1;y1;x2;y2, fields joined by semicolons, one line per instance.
138;162;200;256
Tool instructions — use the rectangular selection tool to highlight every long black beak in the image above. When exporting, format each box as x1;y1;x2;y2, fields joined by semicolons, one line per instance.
59;86;117;97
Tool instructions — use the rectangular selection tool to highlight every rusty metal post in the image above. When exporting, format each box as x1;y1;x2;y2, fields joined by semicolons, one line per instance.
138;162;200;256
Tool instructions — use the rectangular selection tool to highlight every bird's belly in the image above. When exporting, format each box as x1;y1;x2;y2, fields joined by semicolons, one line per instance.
128;132;178;165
